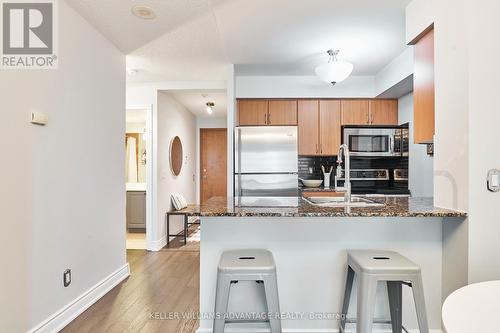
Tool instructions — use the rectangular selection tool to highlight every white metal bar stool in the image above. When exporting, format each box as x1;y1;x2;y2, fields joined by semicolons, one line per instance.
213;249;281;333
340;250;429;333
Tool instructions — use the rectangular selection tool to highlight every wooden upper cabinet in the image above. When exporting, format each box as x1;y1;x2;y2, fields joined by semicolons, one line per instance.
319;100;341;155
238;99;268;126
413;28;435;144
268;100;298;125
341;99;370;125
369;99;398;125
297;100;319;155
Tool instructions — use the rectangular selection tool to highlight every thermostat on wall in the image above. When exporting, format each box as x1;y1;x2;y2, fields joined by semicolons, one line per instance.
31;112;48;125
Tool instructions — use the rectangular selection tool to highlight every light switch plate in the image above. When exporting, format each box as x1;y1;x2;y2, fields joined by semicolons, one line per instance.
487;169;500;192
31;112;48;125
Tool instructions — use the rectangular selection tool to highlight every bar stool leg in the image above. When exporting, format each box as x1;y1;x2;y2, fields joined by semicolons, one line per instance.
340;266;355;332
263;273;282;333
357;274;378;333
387;281;403;333
410;274;429;333
213;273;231;333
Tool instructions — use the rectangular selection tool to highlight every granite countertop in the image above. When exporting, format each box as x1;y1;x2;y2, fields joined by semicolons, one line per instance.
172;197;467;218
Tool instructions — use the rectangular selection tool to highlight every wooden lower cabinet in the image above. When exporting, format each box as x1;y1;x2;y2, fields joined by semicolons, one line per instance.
126;191;146;229
319;100;341;155
298;100;320;155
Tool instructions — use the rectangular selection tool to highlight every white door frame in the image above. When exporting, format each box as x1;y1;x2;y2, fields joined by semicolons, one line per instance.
126;104;155;250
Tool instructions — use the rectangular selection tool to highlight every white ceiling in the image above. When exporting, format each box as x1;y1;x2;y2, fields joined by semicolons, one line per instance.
67;0;411;82
166;90;227;117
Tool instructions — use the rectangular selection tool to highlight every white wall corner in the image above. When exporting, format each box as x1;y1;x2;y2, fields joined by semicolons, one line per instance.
149;234;167;252
28;264;130;333
374;46;414;97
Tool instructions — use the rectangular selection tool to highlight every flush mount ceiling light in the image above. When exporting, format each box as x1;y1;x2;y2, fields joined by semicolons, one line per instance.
206;102;215;115
131;5;156;19
315;50;354;86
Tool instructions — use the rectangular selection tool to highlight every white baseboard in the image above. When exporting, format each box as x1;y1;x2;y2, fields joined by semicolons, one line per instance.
148;234;167;251
28;263;130;333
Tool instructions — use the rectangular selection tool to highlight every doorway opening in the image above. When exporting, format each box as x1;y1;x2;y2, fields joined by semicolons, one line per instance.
125;106;153;250
155;88;227;250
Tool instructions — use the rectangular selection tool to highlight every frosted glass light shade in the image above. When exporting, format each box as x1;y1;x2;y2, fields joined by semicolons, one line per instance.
315;60;354;85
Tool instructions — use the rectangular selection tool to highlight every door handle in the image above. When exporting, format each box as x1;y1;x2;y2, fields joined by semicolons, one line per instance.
267;112;271;125
264;113;268;124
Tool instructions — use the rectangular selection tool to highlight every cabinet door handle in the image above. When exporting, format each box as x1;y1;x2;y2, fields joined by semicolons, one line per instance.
320;144;323;154
268;112;271;125
367;113;370;124
316;144;319;154
264;113;267;124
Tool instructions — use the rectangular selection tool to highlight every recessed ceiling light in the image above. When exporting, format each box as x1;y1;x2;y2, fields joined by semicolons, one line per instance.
131;5;156;20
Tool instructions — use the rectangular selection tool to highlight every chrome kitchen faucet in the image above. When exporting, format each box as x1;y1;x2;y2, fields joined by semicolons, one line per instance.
335;144;351;203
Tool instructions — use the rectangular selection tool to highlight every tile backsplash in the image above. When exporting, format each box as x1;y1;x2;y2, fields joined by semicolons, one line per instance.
298;156;338;180
298;156;409;180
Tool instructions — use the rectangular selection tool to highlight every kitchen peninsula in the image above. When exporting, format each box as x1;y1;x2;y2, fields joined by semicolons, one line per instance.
180;197;465;333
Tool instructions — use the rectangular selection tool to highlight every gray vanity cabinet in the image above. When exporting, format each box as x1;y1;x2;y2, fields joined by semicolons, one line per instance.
126;191;146;229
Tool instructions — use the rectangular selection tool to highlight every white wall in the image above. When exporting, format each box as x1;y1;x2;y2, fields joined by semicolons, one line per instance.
407;0;500;299
200;217;445;332
399;93;434;197
465;0;500;283
157;93;197;239
235;75;375;98
407;0;469;212
195;117;228;204
375;46;414;96
0;1;126;331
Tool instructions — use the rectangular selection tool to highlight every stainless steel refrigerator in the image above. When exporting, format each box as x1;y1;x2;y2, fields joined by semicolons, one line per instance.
234;126;299;207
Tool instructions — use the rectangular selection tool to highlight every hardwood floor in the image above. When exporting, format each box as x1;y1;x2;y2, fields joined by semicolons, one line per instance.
61;249;200;333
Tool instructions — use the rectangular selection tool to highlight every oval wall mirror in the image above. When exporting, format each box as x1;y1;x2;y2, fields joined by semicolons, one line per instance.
170;136;183;176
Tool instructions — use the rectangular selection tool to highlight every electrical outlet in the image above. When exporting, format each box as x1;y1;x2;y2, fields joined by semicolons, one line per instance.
63;269;71;287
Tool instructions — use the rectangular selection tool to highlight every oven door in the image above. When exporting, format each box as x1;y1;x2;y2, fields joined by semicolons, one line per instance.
343;128;399;157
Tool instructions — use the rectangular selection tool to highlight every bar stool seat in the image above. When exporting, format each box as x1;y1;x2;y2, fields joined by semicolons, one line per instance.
348;250;421;275
341;250;429;333
214;249;281;333
218;249;276;274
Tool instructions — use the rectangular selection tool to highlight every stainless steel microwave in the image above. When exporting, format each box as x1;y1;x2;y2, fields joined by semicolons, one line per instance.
342;125;409;157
